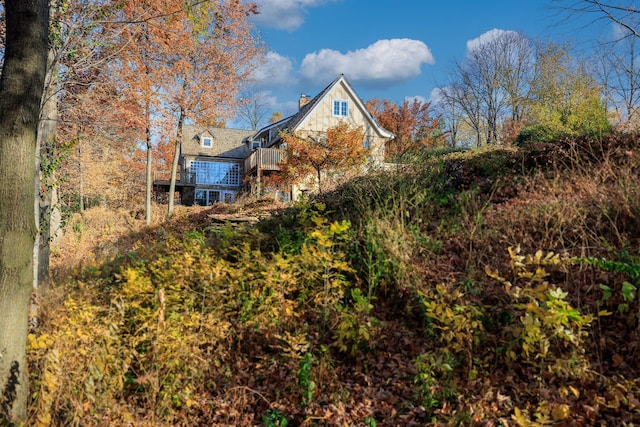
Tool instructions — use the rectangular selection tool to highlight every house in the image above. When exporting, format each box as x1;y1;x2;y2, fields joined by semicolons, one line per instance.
153;74;393;205
153;127;255;206
245;74;394;198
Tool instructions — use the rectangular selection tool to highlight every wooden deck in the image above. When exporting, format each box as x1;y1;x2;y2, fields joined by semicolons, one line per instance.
244;148;284;174
152;171;196;190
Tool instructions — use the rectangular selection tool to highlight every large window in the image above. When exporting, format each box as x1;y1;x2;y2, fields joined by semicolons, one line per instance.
333;100;348;117
190;160;240;186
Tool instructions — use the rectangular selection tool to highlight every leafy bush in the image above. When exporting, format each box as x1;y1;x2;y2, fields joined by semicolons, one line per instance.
515;123;568;145
486;247;592;373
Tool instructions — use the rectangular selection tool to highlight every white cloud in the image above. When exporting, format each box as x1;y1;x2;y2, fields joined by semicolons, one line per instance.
251;51;295;87
255;90;279;108
252;91;297;116
466;28;518;54
299;39;434;88
252;0;339;31
429;87;445;104
611;21;635;41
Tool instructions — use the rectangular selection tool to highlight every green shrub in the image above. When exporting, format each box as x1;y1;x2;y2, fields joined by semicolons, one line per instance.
515;123;567;145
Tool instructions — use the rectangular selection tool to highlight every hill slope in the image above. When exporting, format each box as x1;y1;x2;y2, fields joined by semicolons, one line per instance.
33;134;640;426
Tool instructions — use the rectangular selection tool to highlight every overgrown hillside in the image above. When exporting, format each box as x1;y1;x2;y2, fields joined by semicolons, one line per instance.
31;134;640;426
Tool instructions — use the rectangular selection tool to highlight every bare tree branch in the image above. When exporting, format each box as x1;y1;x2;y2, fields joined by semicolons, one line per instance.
555;0;640;37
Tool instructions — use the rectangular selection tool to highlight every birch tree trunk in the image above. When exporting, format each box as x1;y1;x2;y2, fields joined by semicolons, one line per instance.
0;0;49;423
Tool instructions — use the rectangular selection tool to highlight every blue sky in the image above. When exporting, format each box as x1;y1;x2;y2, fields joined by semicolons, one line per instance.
235;0;609;127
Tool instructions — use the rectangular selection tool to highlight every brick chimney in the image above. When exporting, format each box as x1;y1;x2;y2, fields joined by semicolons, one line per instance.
299;94;311;110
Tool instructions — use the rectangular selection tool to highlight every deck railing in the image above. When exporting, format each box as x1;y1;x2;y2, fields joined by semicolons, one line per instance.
245;148;284;173
153;170;196;184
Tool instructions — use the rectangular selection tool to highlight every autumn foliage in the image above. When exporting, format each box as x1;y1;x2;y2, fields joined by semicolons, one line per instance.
280;121;367;193
47;0;262;219
366;97;443;161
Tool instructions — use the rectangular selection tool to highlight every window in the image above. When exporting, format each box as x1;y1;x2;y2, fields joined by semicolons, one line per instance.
202;137;212;148
363;140;370;150
195;189;235;206
251;141;261;150
190;161;240;186
333;100;348;117
276;190;291;203
195;190;219;206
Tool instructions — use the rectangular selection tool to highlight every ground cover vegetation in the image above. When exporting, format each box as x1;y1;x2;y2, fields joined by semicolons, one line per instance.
26;131;640;426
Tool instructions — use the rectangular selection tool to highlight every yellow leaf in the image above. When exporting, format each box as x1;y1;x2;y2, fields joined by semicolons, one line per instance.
569;385;580;398
512;406;530;427
36;412;52;426
551;403;570;420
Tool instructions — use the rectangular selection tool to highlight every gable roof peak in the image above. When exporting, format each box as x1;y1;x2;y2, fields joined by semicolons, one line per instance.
250;74;393;144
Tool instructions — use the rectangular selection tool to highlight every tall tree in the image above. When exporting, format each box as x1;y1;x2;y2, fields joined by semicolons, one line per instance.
35;40;58;288
439;77;484;147
281;121;366;194
518;42;611;143
433;88;464;147
437;31;533;146
34;0;139;283
366;97;443;162
592;18;640;129
237;88;273;130
0;0;49;423
115;1;170;225
555;1;640;129
164;0;262;216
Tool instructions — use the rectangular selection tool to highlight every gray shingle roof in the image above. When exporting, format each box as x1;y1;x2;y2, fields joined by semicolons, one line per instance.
181;125;254;159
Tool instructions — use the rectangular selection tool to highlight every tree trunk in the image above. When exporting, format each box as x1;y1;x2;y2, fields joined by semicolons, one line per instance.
0;0;49;423
36;46;59;288
316;167;322;194
145;100;152;226
146;138;152;226
168;107;185;217
78;143;84;212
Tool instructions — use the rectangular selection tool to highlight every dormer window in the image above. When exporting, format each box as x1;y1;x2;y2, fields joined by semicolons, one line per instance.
202;136;212;148
333;100;348;117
